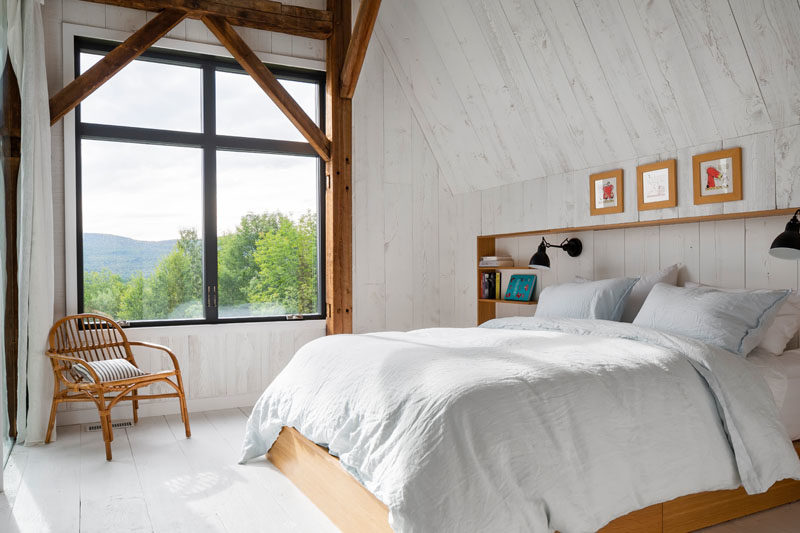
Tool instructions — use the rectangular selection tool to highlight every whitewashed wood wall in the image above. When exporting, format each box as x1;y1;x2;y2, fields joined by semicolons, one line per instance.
44;0;329;425
352;37;483;332
354;0;800;333
373;0;800;205
490;216;800;318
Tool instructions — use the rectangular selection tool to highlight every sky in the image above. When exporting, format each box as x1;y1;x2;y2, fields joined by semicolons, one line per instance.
79;53;319;242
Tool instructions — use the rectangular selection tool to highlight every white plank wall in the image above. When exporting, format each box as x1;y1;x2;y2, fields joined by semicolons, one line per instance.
489;216;799;320
371;0;800;200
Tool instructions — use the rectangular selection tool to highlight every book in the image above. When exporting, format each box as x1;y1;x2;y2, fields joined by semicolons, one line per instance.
481;272;502;300
479;255;514;267
504;274;537;301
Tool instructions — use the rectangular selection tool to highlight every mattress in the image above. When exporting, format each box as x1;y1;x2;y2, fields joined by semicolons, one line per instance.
749;348;800;440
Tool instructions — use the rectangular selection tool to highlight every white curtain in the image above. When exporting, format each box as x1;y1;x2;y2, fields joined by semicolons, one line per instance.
7;0;54;445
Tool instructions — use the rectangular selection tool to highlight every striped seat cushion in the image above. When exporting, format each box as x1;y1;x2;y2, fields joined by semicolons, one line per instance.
73;359;146;383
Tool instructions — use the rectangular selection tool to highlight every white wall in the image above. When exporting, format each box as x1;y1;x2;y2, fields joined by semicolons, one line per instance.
351;37;482;332
352;1;800;334
43;0;328;425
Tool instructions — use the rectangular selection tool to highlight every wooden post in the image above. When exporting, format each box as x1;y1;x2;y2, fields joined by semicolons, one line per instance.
325;0;352;334
1;56;20;438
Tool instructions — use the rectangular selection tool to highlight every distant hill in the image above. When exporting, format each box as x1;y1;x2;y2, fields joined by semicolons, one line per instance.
83;233;176;279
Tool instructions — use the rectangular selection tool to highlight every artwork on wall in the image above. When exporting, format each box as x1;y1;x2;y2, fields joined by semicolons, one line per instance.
589;169;624;216
637;159;677;211
692;147;742;205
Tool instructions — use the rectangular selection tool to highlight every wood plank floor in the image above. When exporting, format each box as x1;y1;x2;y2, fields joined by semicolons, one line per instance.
0;408;798;532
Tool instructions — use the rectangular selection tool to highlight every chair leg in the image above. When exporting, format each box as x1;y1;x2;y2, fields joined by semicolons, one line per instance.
99;410;112;461
176;373;191;438
132;388;139;424
45;398;59;444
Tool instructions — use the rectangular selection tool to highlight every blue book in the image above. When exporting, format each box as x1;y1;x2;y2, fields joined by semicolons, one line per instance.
504;274;537;301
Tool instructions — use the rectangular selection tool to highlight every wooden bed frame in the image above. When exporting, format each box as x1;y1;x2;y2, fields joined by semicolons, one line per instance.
267;427;800;533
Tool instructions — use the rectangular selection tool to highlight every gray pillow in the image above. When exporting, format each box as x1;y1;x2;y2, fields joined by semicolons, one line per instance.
576;264;681;323
535;277;639;321
633;283;789;356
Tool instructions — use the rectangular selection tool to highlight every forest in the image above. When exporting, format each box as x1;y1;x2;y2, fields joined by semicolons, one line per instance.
82;211;319;321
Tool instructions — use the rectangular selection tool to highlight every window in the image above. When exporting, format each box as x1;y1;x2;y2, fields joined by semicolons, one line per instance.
76;39;325;326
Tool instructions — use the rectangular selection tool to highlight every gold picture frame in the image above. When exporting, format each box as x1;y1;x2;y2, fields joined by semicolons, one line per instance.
637;159;676;211
590;169;624;216
692;148;742;205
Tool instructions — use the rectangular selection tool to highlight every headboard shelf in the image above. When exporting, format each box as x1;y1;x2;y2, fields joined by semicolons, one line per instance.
481;207;797;240
476;207;799;325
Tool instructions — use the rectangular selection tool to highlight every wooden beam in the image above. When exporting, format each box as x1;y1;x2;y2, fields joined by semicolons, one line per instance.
82;0;333;39
340;0;381;99
49;8;187;126
1;56;20;438
325;0;353;334
202;15;331;161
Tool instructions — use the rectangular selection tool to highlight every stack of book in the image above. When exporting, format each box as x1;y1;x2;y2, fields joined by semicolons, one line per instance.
481;272;501;299
479;255;514;267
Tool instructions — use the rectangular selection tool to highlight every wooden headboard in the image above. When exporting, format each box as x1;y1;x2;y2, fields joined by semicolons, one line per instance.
477;208;799;325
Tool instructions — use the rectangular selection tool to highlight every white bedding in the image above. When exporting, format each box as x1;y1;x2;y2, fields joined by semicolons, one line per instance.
241;318;800;533
749;348;800;440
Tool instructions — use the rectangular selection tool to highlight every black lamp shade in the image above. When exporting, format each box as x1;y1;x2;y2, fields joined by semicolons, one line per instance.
529;241;551;270
769;213;800;260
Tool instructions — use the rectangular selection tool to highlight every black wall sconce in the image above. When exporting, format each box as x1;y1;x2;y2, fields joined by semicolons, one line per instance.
528;237;583;270
770;209;800;261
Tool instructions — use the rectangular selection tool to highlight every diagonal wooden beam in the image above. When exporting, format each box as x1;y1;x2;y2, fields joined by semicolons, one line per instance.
49;8;187;126
340;0;381;100
203;15;331;161
82;0;333;40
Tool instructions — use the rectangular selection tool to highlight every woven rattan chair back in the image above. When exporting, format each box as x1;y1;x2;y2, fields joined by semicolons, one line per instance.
49;313;132;362
45;313;190;460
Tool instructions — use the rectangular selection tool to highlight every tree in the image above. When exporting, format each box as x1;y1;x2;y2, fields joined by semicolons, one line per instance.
218;212;283;309
82;211;319;321
248;212;318;314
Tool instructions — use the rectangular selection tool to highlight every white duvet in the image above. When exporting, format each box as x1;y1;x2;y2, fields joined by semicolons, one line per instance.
241;318;800;533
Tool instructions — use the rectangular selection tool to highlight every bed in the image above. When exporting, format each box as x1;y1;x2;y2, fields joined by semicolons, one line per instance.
241;317;800;532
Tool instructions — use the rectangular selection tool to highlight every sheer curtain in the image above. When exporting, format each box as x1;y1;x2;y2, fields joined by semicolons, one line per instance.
7;0;54;446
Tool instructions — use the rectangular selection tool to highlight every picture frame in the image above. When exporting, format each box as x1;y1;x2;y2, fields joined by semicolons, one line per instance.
692;147;742;205
637;159;676;211
589;169;624;216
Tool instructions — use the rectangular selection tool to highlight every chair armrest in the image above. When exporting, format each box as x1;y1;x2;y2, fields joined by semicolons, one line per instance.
46;351;101;383
127;341;181;371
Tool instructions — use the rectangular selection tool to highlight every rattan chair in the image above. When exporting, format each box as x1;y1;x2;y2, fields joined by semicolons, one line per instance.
45;313;191;460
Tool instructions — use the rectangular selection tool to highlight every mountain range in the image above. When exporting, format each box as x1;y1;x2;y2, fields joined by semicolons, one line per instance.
83;233;176;279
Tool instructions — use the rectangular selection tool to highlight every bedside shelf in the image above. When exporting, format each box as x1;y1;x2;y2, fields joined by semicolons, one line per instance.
478;266;529;271
478;299;537;305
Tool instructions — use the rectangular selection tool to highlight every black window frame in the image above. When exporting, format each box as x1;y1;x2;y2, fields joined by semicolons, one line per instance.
74;37;327;327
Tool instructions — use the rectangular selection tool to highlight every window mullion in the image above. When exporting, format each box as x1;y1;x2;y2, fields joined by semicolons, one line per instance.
203;65;219;322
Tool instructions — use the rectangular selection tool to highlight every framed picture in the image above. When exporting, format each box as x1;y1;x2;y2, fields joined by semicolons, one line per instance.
589;169;624;216
637;159;676;211
692;147;742;205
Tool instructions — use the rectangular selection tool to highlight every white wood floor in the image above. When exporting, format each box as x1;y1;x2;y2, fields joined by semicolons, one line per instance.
0;408;798;533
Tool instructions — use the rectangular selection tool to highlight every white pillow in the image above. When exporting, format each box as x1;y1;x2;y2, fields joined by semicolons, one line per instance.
535;277;639;321
685;282;800;355
634;283;789;356
575;264;680;323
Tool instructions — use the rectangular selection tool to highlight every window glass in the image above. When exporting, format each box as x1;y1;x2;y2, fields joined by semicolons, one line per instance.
216;151;320;317
79;52;202;132
216;70;318;141
81;140;204;321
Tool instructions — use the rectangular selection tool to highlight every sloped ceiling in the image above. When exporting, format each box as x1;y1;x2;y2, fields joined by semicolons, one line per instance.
373;0;800;195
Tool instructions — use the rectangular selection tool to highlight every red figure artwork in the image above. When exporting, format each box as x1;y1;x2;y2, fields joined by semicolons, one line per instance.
706;166;721;189
602;181;614;200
